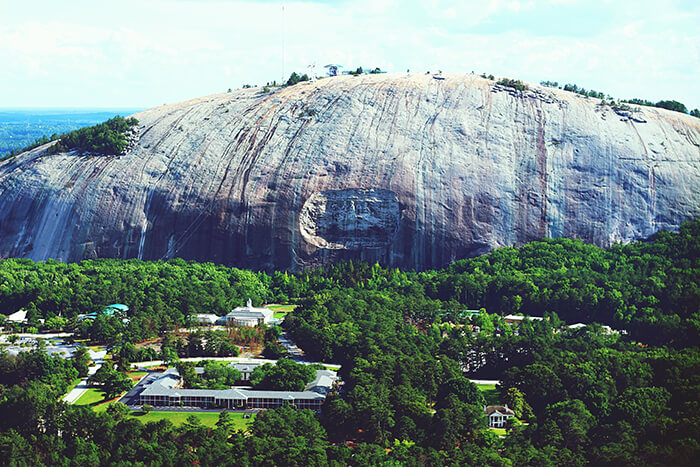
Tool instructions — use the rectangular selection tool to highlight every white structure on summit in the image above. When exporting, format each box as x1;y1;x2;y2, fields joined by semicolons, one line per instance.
324;64;342;76
224;299;273;327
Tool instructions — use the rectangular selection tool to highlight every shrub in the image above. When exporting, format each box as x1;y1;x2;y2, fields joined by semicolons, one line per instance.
497;78;528;91
41;116;139;156
286;72;310;86
654;100;688;114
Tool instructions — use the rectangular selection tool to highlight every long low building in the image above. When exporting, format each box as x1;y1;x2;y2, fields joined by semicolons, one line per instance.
139;367;337;411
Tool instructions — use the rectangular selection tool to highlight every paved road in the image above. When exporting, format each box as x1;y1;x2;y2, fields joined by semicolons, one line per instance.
130;355;341;371
62;348;107;404
1;332;73;339
278;332;307;361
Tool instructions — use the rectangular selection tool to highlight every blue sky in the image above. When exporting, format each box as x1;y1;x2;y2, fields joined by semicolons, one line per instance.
2;0;698;109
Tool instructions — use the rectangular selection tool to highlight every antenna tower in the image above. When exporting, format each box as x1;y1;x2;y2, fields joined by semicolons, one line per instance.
282;0;286;84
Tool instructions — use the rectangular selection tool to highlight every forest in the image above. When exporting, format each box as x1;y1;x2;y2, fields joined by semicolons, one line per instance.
1;116;138;160
0;220;698;465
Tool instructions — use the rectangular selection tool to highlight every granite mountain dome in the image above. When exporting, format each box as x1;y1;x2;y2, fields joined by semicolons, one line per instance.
1;73;699;270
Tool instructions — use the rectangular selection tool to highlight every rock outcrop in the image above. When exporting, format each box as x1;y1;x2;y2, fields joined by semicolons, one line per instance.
1;73;699;270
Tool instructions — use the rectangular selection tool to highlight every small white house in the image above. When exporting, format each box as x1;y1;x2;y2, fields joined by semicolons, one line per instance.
484;405;516;428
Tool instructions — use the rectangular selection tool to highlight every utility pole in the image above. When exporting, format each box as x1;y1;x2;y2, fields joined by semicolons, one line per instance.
282;0;286;84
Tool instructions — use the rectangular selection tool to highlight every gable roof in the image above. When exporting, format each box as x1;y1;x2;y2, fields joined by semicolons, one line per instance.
304;369;338;395
7;309;28;322
484;405;515;416
226;301;274;322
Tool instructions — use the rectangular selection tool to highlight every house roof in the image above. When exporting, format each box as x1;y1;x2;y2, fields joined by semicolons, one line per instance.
7;309;28;322
227;310;267;319
484;405;515;416
194;313;220;323
229;362;262;372
304;369;338;394
225;299;273;322
503;314;544;322
141;367;332;401
106;304;129;312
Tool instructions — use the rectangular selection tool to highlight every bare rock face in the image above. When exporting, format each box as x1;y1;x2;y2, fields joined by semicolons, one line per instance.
300;188;400;250
1;73;699;271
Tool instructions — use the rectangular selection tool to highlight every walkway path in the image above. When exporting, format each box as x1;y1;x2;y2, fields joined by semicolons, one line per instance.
62;348;107;404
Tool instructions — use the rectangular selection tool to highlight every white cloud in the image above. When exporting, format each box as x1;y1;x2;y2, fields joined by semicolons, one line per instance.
0;0;697;109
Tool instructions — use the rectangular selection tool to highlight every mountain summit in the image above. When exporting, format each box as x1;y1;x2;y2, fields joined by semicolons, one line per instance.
1;73;698;270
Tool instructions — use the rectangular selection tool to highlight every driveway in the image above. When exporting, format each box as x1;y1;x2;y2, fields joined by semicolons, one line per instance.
62;348;107;405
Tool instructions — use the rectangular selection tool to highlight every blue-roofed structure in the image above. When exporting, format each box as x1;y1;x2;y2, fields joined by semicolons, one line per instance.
77;303;129;321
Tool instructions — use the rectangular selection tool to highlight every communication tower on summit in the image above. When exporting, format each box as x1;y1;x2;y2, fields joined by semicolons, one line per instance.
282;0;286;84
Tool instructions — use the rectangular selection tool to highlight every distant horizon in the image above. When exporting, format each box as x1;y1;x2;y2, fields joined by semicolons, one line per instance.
0;107;145;111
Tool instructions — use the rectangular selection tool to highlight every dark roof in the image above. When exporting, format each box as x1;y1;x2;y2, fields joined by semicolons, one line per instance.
484;405;515;416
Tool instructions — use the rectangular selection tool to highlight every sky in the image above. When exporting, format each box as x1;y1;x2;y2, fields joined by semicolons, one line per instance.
1;0;698;109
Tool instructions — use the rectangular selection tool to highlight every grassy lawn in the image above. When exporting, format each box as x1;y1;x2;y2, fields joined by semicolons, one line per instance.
130;411;255;429
127;371;148;382
476;384;500;406
267;304;297;312
74;387;109;407
268;304;297;319
490;428;508;436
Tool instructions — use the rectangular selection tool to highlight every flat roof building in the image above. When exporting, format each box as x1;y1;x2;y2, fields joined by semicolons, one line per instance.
139;367;337;411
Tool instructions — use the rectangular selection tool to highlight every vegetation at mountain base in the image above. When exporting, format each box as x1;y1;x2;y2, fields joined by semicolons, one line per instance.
0;220;698;465
1;116;138;160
